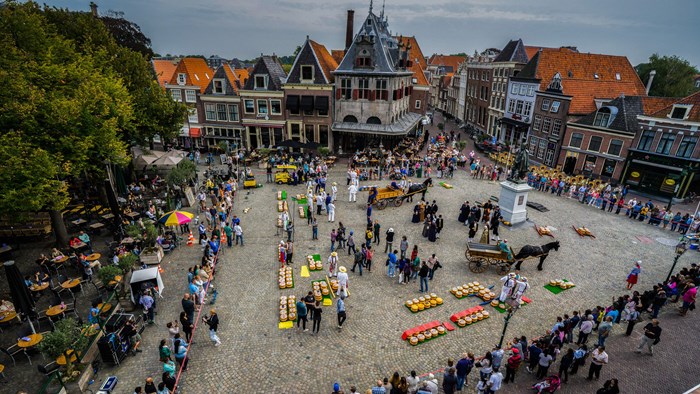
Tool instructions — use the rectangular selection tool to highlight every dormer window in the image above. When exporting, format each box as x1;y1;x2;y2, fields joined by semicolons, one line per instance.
301;65;314;82
593;106;617;128
254;75;268;90
670;105;691;120
213;79;225;94
177;73;186;85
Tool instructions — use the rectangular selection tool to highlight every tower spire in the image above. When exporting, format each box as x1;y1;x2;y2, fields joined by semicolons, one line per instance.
380;0;385;19
369;0;373;14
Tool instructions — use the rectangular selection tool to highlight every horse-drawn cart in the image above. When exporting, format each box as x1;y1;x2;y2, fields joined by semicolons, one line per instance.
362;178;432;210
465;242;514;275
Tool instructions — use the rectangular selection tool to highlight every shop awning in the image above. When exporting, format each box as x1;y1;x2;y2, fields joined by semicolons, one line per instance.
300;95;314;111
189;127;201;138
315;96;329;112
285;95;299;112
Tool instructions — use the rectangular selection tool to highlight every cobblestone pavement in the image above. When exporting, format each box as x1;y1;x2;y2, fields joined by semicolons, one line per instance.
100;150;698;394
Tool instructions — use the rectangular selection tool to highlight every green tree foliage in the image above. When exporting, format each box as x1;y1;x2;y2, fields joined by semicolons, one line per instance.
166;159;196;187
636;54;699;98
38;318;88;376
100;14;154;58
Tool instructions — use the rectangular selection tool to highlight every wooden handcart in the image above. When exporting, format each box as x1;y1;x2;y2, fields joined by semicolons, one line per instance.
465;242;514;275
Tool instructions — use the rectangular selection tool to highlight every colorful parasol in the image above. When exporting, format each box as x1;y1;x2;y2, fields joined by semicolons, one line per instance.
158;210;194;226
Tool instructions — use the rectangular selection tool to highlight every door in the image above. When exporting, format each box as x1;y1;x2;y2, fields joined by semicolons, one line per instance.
563;156;576;175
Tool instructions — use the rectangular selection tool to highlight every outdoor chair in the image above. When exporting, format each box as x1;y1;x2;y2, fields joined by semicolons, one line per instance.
37;361;60;377
1;344;30;366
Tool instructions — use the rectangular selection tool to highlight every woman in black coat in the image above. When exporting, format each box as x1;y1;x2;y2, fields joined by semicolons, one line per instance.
458;202;469;223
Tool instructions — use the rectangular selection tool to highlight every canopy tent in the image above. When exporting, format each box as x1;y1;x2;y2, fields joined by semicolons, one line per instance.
129;267;164;303
151;155;184;168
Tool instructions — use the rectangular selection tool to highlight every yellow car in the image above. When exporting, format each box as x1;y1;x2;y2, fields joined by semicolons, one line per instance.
274;165;297;184
243;170;257;189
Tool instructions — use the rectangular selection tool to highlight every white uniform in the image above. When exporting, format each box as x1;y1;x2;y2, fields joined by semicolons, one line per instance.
328;255;338;277
499;275;516;302
336;271;349;296
349;171;357;184
511;279;529;303
331;185;338;202
348;184;357;202
328;203;335;222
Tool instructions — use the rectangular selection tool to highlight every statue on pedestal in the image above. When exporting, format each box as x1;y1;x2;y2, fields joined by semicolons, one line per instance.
508;143;530;182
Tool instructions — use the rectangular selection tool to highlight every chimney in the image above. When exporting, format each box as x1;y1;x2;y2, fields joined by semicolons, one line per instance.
89;2;98;17
345;10;355;51
645;70;656;95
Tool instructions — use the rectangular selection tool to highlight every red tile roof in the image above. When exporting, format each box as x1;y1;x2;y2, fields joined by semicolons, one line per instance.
168;58;214;93
428;54;467;73
234;68;249;86
530;48;647;114
641;97;677;116
222;64;240;93
151;59;178;89
309;40;339;83
523;46;566;61
396;36;429;86
650;90;700;121
331;50;346;66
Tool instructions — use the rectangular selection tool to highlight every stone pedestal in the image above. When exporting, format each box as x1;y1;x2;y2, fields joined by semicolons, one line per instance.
499;180;532;225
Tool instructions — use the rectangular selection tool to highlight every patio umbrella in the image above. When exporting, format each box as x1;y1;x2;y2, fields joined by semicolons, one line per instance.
152;155;183;168
158;210;194;226
303;141;319;150
3;261;36;334
275;140;303;149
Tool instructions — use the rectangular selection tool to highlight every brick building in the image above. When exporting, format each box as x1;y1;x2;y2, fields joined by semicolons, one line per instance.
239;55;287;149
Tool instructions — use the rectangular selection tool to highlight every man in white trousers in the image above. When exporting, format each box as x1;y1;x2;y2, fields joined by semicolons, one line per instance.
328;202;336;222
348;183;357;202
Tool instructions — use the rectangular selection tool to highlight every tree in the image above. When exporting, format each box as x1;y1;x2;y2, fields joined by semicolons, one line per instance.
100;15;153;58
38;318;88;378
636;54;699;97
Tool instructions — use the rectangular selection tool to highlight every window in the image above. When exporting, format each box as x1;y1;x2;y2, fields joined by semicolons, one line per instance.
570;132;583;148
305;124;315;143
524;101;532;117
187;108;198;123
677;136;698;158
542;117;552;133
185;90;197;103
177;73;186;85
671;106;688;119
593;108;612;127
319;125;329;147
588;136;602;152
519;85;527;95
607;139;623;156
270;100;281;115
511;83;518;94
529;136;538;155
216;104;227;121
170;89;182;101
601;158;616;178
375;79;388;100
257;99;268;114
340;78;352;100
541;99;551;111
415;100;422;109
638;130;655;151
527;86;535;96
550;101;560;113
356;57;372;67
533;115;542;131
656;133;675;155
358;78;370;99
538;139;546;159
228;104;239;121
213;79;225;94
301;65;314;82
552;119;562;136
244;99;254;114
515;100;524;115
254;75;267;89
508;99;516;113
205;103;216;120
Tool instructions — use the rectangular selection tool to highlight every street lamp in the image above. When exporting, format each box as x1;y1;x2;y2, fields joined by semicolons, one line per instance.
665;239;688;282
497;300;520;348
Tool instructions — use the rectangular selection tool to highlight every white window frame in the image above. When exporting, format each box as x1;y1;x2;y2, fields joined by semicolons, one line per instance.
524;101;532;117
204;103;216;121
533;115;542;131
541;99;551;111
177;73;186;85
588;136;603;152
270;100;282;115
415;100;422;109
527;86;535;96
542;117;551;133
170;89;182;102
257;99;268;114
537;139;546;159
300;65;314;82
607;138;623;156
519;85;527;95
227;104;239;121
511;83;518;94
515;100;524;115
570;132;583;148
552;119;562;137
244;99;255;114
508;99;516;114
550;101;561;113
216;103;227;121
254;75;268;90
187;108;198;123
529;136;538;155
185;89;197;103
213;79;225;94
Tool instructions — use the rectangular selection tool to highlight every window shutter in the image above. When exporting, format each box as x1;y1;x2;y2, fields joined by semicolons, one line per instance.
356;58;361;67
393;90;398;100
336;89;341;100
369;91;376;101
352;89;358;100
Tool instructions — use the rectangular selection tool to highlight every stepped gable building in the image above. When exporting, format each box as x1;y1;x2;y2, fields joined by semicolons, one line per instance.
284;36;339;149
199;63;245;150
331;4;425;150
239;55;287;150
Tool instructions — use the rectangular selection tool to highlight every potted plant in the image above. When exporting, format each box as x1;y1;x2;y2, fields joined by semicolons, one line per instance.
97;265;121;287
38;318;89;379
317;147;330;158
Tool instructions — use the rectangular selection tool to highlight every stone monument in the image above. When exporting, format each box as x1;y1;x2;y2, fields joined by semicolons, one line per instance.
499;143;533;225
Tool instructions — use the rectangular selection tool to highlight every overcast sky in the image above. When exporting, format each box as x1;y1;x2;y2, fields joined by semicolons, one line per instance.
42;0;699;67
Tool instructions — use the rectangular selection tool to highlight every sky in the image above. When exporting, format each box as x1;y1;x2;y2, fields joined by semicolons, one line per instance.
41;0;700;67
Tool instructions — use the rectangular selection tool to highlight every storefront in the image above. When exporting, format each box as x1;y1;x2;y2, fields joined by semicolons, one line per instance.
622;149;700;200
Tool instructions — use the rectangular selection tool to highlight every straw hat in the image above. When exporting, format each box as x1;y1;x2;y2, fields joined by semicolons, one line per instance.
333;182;337;185
339;266;347;273
331;252;338;257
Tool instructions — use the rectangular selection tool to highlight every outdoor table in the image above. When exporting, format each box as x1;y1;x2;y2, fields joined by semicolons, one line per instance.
30;283;49;292
125;212;139;218
89;223;105;230
81;324;99;337
120;237;135;245
17;333;43;348
53;256;68;263
86;253;101;262
71;219;87;226
70;241;87;251
97;303;112;314
108;275;122;287
101;213;115;220
61;278;81;290
0;311;17;324
56;349;78;366
46;304;67;317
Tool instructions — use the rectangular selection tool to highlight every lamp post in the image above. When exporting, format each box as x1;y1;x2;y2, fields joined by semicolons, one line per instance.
497;301;519;348
665;239;688;283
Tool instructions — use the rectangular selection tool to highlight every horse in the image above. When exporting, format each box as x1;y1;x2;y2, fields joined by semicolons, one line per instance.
512;241;560;271
407;178;433;200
